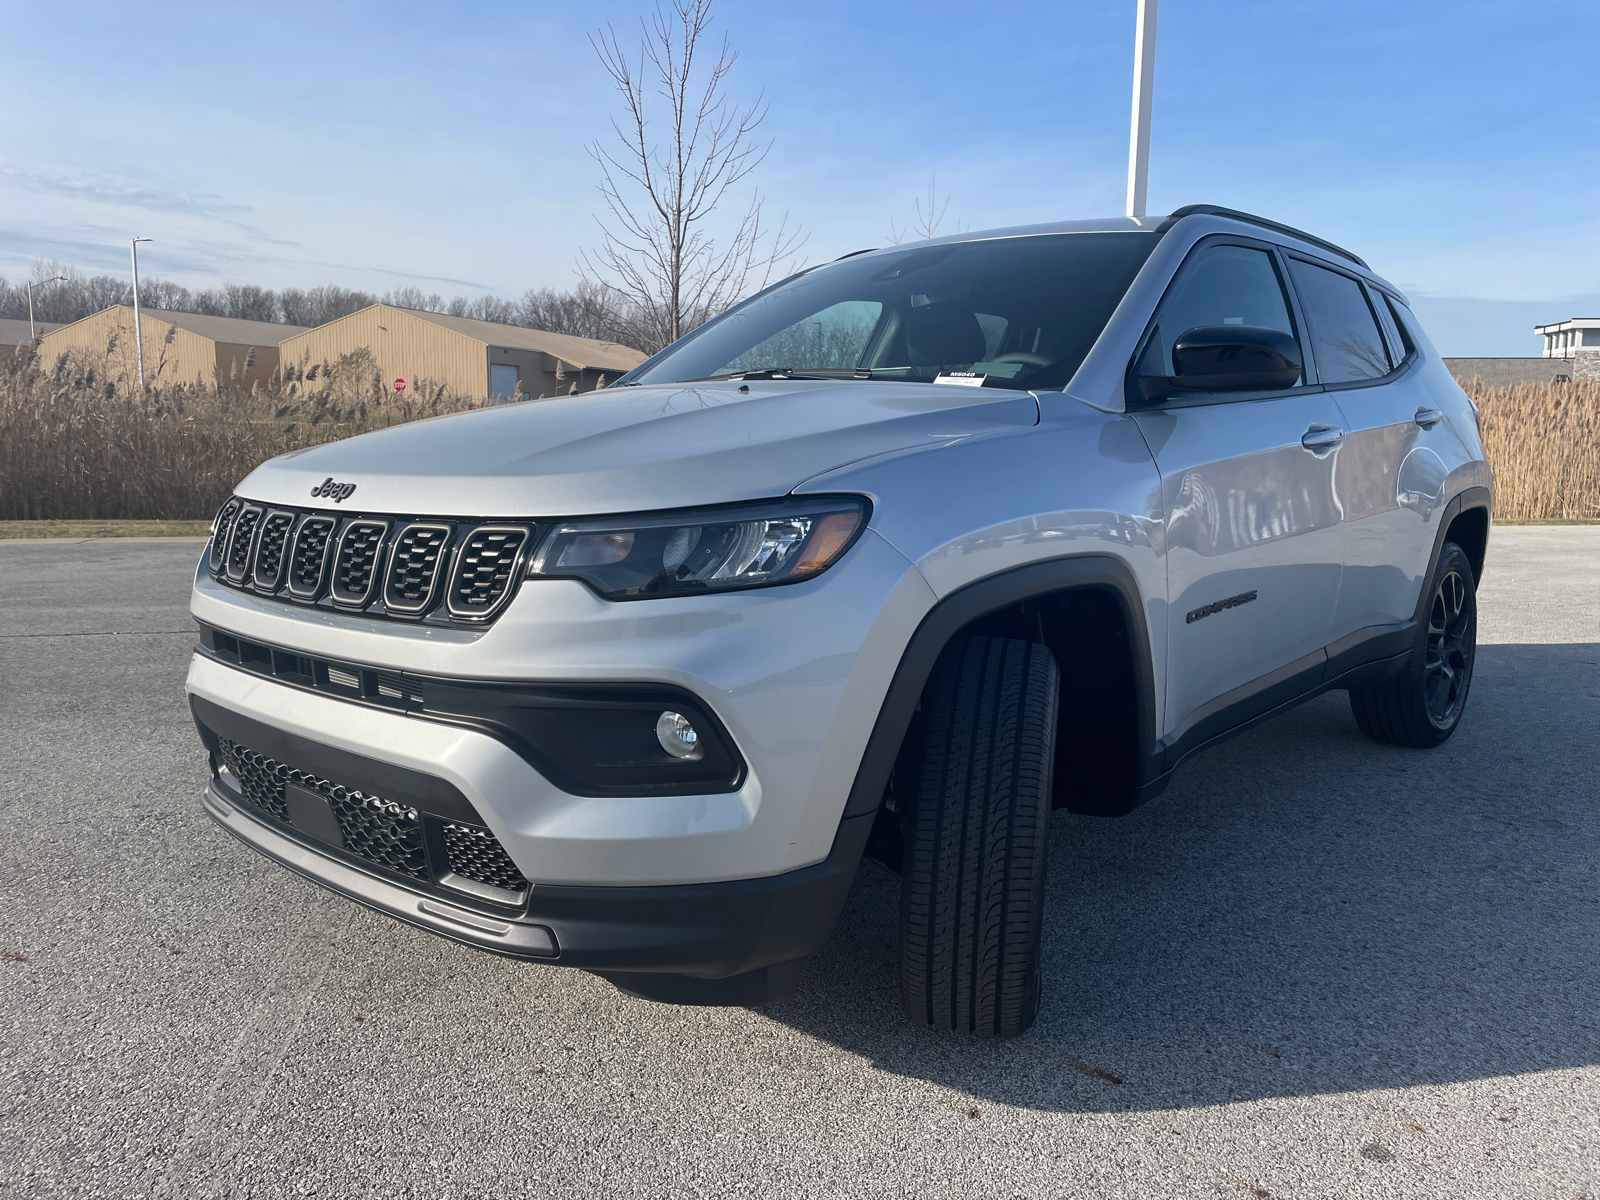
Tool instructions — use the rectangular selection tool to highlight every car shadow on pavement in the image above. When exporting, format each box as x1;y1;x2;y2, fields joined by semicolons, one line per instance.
760;642;1600;1113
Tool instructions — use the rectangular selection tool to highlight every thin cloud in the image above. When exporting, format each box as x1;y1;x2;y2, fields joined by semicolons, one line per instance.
1;167;253;219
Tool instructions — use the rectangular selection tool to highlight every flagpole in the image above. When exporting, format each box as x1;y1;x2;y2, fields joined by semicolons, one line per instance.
1126;0;1158;219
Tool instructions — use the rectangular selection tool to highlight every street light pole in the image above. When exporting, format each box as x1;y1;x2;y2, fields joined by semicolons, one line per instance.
130;237;152;389
1125;0;1158;219
25;275;67;342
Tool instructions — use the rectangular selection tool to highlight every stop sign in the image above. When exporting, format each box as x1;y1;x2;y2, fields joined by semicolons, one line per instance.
393;378;406;392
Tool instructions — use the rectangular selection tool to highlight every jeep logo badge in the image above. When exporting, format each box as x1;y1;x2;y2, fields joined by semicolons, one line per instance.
311;477;358;503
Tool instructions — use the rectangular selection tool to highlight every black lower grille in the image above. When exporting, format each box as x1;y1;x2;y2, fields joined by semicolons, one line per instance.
443;823;531;893
214;737;530;903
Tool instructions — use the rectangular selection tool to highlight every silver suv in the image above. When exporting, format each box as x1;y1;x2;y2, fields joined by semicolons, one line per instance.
188;205;1492;1037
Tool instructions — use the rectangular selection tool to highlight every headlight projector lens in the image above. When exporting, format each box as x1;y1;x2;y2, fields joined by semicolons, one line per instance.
656;710;701;759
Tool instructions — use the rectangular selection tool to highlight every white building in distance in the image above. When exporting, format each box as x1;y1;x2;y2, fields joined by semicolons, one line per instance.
1535;317;1600;380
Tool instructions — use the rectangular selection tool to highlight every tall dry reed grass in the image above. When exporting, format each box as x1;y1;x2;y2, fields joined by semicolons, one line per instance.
1464;378;1600;520
0;347;492;521
4;347;1597;522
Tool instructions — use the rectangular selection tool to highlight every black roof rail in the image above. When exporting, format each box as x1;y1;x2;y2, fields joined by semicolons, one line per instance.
1156;204;1368;269
832;247;879;261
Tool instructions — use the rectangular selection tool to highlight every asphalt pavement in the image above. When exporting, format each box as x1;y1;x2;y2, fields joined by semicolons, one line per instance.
1;528;1596;1199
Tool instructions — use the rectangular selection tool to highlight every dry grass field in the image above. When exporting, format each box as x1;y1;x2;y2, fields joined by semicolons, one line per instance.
0;348;490;522
3;346;1596;522
1464;378;1600;520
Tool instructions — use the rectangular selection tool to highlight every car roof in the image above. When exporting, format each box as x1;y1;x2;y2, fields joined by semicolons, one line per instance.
834;207;1403;301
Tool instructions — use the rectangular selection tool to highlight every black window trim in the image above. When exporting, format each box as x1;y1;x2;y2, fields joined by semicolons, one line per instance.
1124;233;1324;412
1280;251;1417;394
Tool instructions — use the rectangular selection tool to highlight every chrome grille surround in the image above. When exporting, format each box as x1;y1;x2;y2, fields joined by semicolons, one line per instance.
250;510;297;592
382;523;453;615
286;515;337;599
223;504;264;584
329;520;390;608
446;525;531;622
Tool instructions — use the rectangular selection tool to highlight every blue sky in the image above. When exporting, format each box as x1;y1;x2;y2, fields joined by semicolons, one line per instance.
3;0;1597;354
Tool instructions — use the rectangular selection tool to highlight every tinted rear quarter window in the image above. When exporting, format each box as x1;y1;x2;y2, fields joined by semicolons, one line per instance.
1286;258;1391;384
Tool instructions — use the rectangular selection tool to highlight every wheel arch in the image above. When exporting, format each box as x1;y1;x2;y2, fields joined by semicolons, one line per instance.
1417;488;1493;627
843;554;1162;824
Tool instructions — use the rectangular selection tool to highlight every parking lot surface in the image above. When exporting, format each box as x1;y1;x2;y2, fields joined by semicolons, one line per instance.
1;527;1596;1199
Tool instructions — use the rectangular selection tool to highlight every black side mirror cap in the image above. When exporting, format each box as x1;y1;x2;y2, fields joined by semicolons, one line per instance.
1137;325;1304;401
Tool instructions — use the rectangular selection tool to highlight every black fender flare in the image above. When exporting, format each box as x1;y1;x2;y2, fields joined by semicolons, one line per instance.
1414;486;1493;627
841;554;1161;819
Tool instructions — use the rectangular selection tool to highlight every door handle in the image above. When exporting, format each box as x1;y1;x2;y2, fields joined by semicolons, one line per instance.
1300;424;1345;452
1414;407;1445;428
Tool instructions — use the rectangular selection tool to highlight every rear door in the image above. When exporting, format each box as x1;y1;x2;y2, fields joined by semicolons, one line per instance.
1128;239;1348;749
1284;256;1441;656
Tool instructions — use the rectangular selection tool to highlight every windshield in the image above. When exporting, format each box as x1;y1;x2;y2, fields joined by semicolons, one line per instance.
627;232;1157;392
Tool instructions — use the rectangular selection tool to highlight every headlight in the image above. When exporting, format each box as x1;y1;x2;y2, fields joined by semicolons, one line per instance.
527;496;868;601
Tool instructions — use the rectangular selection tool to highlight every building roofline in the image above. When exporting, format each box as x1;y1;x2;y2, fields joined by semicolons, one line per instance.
1534;318;1600;333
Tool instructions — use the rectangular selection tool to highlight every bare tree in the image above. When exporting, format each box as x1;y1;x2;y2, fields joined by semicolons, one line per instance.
889;176;959;244
581;0;804;354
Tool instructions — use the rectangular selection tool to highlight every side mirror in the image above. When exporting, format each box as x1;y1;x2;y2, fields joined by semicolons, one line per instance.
1137;325;1303;402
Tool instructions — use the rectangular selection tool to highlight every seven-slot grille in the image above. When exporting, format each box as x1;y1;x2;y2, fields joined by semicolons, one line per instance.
215;736;529;903
384;523;452;614
447;527;530;620
208;497;533;626
286;516;337;598
251;511;296;591
330;520;389;606
209;499;241;573
224;505;263;583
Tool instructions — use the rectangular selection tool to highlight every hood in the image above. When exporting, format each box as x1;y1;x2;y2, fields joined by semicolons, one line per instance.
237;379;1038;517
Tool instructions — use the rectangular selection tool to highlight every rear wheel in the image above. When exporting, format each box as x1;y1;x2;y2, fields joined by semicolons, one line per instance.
1350;540;1477;747
900;636;1058;1038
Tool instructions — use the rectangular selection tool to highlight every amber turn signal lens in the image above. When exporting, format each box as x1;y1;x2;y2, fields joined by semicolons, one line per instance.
794;511;862;576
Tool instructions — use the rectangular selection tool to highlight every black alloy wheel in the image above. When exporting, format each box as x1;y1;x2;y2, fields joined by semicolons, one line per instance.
1423;561;1473;729
1349;540;1478;747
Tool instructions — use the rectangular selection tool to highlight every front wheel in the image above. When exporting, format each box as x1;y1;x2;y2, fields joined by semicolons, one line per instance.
1350;540;1478;747
900;636;1059;1038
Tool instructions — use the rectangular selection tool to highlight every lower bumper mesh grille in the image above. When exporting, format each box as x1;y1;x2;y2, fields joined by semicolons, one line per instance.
442;823;530;893
215;737;528;902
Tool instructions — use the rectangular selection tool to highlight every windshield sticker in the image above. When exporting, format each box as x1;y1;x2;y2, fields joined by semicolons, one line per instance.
934;372;987;387
968;361;1027;380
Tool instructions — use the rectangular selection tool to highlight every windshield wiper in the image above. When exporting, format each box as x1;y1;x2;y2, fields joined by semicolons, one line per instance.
691;367;880;382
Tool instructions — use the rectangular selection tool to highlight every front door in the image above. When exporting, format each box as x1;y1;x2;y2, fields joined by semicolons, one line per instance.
1128;240;1347;747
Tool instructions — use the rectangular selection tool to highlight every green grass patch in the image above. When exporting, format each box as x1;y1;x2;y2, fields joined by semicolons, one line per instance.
0;519;212;539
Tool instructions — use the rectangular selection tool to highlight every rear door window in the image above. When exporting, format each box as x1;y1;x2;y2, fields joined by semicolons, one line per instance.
1286;258;1391;384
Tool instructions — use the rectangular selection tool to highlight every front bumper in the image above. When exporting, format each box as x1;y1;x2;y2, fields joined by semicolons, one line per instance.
188;528;936;882
201;772;872;980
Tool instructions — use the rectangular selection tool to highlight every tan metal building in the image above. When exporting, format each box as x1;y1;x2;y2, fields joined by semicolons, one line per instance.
38;307;307;389
1;317;64;352
275;304;646;399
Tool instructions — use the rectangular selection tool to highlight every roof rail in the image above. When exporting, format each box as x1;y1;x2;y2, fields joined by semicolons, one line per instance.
1156;204;1368;269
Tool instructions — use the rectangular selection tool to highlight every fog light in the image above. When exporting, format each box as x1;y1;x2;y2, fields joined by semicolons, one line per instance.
656;710;700;759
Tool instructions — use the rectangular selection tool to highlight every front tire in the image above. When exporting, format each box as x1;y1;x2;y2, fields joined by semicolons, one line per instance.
900;636;1059;1038
1349;540;1478;747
